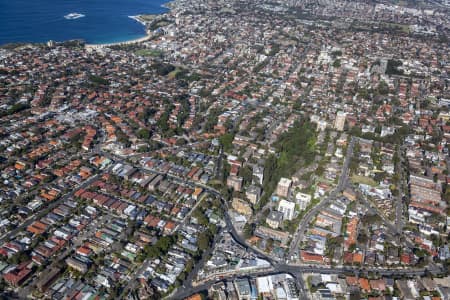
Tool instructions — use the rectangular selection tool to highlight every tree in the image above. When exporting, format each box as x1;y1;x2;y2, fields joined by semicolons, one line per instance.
333;59;341;68
152;62;175;76
137;128;151;140
377;80;389;95
192;209;208;226
197;231;211;252
219;133;234;153
357;232;368;244
243;223;255;239
88;75;109;86
157;111;170;134
331;50;342;58
239;165;253;186
348;243;357;252
204;108;221;132
208;223;218;235
386;59;403;75
266;238;274;251
176;138;187;146
144;235;175;258
258;120;317;209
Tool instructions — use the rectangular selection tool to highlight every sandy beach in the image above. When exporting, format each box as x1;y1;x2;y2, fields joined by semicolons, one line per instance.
85;33;152;49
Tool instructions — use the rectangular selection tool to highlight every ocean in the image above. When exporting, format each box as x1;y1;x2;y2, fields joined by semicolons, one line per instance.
0;0;168;45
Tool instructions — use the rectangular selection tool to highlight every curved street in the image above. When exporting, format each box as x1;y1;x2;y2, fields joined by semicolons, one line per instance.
101;146;446;300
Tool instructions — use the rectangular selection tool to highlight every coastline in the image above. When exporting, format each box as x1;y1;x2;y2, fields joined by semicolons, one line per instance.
128;15;147;26
0;0;173;47
85;33;152;49
86;1;173;48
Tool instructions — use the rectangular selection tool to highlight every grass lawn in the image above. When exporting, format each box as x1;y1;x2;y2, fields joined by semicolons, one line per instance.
381;22;410;33
351;174;378;187
168;67;183;79
135;49;163;57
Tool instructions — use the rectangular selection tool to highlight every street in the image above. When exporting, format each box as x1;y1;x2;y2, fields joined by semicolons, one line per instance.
287;136;355;261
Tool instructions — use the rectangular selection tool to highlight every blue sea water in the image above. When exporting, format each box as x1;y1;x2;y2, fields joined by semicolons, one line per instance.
0;0;168;45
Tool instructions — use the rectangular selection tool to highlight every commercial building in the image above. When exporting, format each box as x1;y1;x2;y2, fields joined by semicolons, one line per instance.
296;192;312;210
334;111;346;131
253;165;264;185
278;199;296;221
246;185;261;205
276;177;292;198
227;175;243;192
